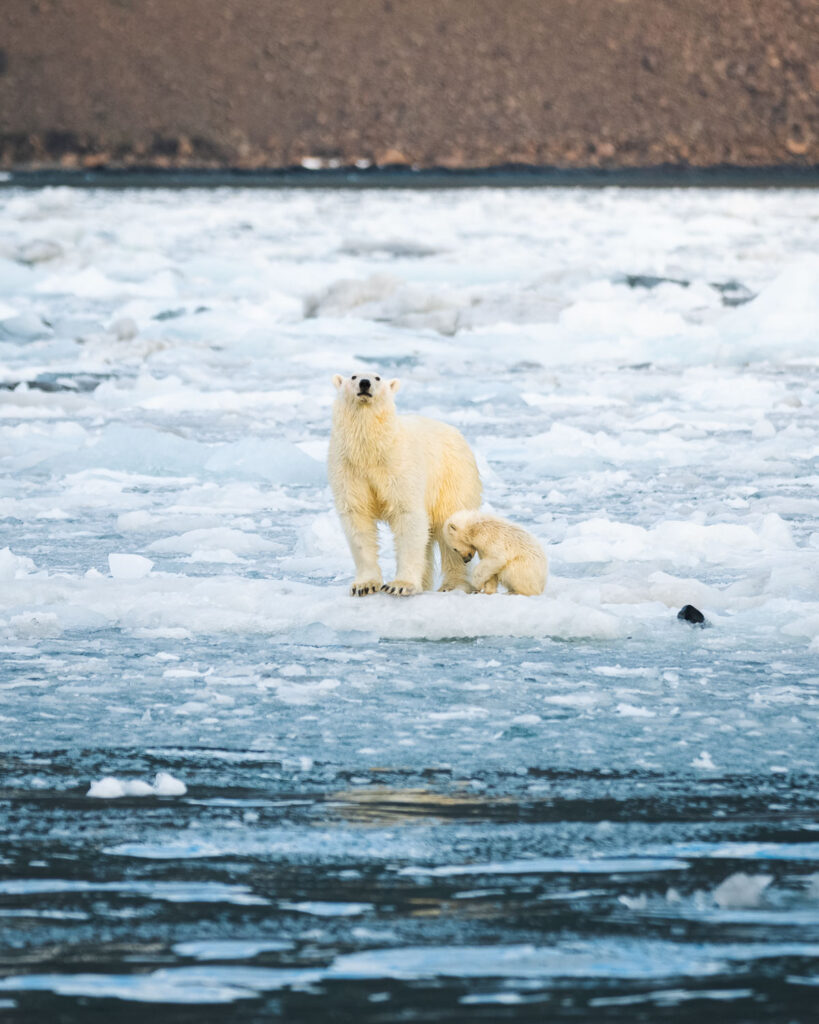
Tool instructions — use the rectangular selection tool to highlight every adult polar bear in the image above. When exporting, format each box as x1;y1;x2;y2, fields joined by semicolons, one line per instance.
328;373;481;596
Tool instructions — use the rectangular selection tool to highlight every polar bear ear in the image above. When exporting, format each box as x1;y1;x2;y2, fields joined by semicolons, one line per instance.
332;374;344;390
388;378;400;393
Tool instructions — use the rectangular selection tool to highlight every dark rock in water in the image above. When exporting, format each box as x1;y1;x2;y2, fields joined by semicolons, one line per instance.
340;236;441;258
619;273;690;290
677;604;706;625
0;372;112;393
710;280;756;307
616;273;755;308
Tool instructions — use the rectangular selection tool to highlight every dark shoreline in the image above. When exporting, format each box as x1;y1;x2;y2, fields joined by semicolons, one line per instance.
4;2;818;175
4;164;819;190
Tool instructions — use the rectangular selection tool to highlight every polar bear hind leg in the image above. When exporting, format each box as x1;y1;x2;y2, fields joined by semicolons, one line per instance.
471;555;507;594
422;535;436;592
499;555;546;596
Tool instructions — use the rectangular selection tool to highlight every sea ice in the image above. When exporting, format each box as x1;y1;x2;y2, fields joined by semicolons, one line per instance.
152;772;187;796
108;553;154;579
713;873;773;909
1;184;818;784
87;772;187;798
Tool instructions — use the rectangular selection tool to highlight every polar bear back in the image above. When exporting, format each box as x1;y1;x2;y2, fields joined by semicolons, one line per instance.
468;513;545;561
399;415;481;526
328;404;481;529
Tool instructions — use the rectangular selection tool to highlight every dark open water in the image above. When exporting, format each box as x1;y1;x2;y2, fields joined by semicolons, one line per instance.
2;633;819;1023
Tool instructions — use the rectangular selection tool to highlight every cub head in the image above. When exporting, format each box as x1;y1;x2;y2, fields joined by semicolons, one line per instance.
444;510;477;563
332;372;399;410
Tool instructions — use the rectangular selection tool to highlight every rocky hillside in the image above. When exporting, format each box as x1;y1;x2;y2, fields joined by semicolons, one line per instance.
1;0;817;169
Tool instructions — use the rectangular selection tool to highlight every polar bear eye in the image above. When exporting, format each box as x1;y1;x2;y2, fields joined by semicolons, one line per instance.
351;375;357;380
375;376;380;381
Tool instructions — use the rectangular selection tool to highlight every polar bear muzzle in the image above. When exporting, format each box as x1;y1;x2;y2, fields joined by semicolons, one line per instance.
331;374;400;403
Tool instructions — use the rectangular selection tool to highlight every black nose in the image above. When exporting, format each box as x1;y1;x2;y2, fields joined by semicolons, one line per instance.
358;378;371;391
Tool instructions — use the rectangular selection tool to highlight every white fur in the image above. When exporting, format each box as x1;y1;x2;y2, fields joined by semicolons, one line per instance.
443;509;548;596
328;373;482;596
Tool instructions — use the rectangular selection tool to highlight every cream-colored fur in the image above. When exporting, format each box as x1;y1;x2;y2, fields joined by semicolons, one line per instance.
328;372;481;596
443;509;548;596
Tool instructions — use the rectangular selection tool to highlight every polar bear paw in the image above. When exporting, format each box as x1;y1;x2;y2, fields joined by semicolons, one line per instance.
351;580;381;597
380;580;420;596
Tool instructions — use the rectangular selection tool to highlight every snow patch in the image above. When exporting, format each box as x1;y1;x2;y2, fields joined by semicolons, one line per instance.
87;772;187;799
108;553;154;579
713;873;773;909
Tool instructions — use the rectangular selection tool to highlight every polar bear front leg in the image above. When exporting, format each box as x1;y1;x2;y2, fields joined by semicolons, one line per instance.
339;511;382;596
382;511;429;595
439;537;472;592
471;556;506;594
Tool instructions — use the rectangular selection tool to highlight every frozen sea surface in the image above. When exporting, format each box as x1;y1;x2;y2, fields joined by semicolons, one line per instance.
1;185;819;1021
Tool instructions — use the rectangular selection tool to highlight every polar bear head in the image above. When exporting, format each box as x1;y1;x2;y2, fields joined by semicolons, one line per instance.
443;509;478;563
332;372;400;410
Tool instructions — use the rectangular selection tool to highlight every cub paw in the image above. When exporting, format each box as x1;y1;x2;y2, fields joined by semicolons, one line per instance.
350;580;381;597
380;580;420;596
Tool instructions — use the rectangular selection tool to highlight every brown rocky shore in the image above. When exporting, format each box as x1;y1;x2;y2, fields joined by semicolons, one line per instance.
1;0;817;171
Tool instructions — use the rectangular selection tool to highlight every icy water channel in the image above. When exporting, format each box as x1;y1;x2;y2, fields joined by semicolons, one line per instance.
1;185;819;1020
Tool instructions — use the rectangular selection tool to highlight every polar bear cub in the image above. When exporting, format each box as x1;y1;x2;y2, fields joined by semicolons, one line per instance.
328;372;482;596
443;510;548;596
